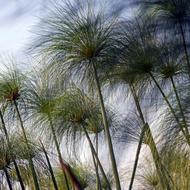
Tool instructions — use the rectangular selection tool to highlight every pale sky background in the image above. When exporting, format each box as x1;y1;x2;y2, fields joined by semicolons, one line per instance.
0;1;44;58
0;0;135;84
0;0;132;57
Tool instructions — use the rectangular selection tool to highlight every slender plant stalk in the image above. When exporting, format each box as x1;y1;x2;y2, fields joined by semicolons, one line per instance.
138;0;189;143
13;100;40;190
170;76;189;136
89;133;101;190
129;84;146;124
149;72;190;144
40;141;58;190
128;123;147;190
4;168;13;190
177;18;190;77
95;133;102;190
91;145;102;190
129;84;172;190
13;161;25;190
92;60;121;190
82;124;112;190
48;116;83;190
145;126;173;190
48;115;70;190
0;110;25;190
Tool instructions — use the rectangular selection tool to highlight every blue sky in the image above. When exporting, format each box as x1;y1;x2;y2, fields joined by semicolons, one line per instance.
0;1;42;57
0;0;132;57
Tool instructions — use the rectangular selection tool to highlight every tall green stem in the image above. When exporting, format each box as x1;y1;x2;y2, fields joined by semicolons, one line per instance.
128;84;146;190
149;73;190;144
170;76;189;136
128;123;147;190
0;110;25;190
178;19;190;77
92;60;121;190
48;116;70;190
82;125;112;190
13;160;25;190
145;127;173;190
48;116;84;190
129;84;172;190
4;168;13;190
13;100;40;190
91;144;102;190
95;133;102;190
90;133;102;190
170;0;190;76
40;141;58;190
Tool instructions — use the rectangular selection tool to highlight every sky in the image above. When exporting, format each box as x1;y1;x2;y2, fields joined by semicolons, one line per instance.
0;0;132;58
0;1;43;58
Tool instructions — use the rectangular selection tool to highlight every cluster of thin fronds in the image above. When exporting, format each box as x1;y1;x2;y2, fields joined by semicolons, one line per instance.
1;0;190;189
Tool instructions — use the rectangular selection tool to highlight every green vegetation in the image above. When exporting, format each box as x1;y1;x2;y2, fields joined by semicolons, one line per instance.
0;0;190;189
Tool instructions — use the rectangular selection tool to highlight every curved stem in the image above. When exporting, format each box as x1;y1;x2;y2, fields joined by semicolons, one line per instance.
92;60;121;190
48;115;83;190
178;19;190;77
149;73;190;144
13;100;40;190
82;125;112;190
129;84;172;190
0;110;25;190
4;168;13;190
91;144;102;190
0;110;9;141
170;76;189;136
40;141;58;190
48;116;70;190
130;85;145;124
94;133;102;190
13;160;25;190
145;126;173;190
128;85;146;190
128;123;147;190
